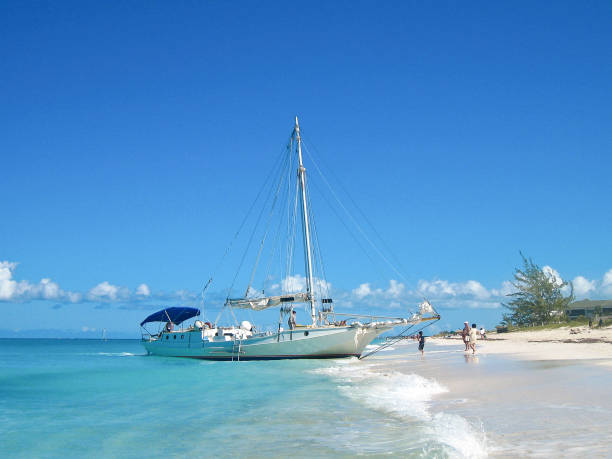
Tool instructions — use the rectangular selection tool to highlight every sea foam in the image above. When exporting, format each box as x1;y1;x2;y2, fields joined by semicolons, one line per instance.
364;344;396;351
95;352;140;357
312;362;488;458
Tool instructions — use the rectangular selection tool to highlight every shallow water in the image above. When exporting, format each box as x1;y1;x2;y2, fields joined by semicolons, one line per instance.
368;341;612;458
1;339;610;458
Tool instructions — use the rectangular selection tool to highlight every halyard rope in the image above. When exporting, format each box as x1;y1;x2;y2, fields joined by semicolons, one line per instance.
358;318;440;360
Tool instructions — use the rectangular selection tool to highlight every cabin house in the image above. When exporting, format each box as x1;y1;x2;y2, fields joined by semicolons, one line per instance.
566;299;612;319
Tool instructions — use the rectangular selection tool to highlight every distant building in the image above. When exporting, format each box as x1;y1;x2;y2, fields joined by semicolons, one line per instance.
567;299;612;318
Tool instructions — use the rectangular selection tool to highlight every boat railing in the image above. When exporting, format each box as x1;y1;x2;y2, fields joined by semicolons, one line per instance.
330;312;438;325
331;312;406;322
141;331;159;341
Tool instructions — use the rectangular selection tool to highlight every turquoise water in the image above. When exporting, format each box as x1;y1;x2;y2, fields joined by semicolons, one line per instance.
1;339;465;458
5;339;610;457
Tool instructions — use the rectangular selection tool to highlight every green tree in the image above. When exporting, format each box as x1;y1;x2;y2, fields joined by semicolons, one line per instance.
503;253;574;326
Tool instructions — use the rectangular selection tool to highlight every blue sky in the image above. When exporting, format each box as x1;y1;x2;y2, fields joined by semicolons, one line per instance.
1;1;611;337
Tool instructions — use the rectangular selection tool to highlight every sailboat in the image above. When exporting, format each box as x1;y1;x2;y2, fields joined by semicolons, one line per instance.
140;118;439;360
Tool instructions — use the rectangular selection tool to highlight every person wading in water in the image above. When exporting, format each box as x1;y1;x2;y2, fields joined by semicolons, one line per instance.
461;321;470;351
416;330;425;356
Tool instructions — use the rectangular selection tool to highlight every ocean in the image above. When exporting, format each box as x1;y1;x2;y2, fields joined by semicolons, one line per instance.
1;339;610;458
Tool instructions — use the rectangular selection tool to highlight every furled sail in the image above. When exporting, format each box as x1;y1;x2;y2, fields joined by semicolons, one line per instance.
419;300;435;316
226;292;310;310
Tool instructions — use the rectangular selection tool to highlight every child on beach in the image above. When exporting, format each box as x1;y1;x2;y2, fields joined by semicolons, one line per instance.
469;323;478;354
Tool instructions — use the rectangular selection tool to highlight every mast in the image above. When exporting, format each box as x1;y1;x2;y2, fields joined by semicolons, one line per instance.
295;116;317;325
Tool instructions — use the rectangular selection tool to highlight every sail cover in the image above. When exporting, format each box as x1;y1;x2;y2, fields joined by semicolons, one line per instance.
226;292;310;310
140;307;201;326
418;300;435;316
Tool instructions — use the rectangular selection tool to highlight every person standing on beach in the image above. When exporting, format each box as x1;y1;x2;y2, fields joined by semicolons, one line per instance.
416;331;425;355
469;323;478;354
288;310;297;330
462;322;470;351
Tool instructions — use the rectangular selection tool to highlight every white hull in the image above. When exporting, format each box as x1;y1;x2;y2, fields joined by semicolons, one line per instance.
142;324;393;360
138;119;441;361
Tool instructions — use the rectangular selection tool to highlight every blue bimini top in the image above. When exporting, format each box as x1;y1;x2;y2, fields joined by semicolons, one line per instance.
140;307;201;326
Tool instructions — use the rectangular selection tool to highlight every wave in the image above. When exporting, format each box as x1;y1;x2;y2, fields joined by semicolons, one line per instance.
312;362;488;458
364;345;396;351
95;352;142;357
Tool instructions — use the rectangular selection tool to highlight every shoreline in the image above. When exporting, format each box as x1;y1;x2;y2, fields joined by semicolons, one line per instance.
428;325;612;365
360;329;612;457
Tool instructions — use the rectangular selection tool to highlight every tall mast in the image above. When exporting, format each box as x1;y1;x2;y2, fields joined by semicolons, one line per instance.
295;116;317;325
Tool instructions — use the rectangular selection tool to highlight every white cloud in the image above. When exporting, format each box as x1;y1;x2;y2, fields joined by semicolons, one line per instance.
603;269;612;285
270;274;332;296
417;279;455;297
352;283;372;299
0;261;19;300
170;289;198;301
0;260;204;305
572;276;596;297
346;277;504;310
40;278;59;298
314;278;332;294
462;280;491;299
0;261;81;303
281;274;306;292
491;280;515;297
67;292;83;302
542;265;564;287
87;281;129;302
344;280;408;312
4;258;611;312
600;269;612;295
136;283;151;296
386;279;405;298
455;299;502;309
417;279;490;300
540;266;610;298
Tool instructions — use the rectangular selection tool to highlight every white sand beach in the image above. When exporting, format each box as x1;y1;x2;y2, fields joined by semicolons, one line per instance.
350;329;612;457
431;326;612;364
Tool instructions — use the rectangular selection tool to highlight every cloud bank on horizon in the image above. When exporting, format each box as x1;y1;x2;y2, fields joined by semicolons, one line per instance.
0;261;195;305
2;260;612;310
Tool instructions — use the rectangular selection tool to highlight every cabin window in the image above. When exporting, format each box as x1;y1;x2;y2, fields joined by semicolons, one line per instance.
173;335;177;339
181;335;184;339
304;331;309;336
166;335;169;340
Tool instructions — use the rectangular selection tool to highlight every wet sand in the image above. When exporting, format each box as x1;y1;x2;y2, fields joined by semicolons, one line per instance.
364;337;612;458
